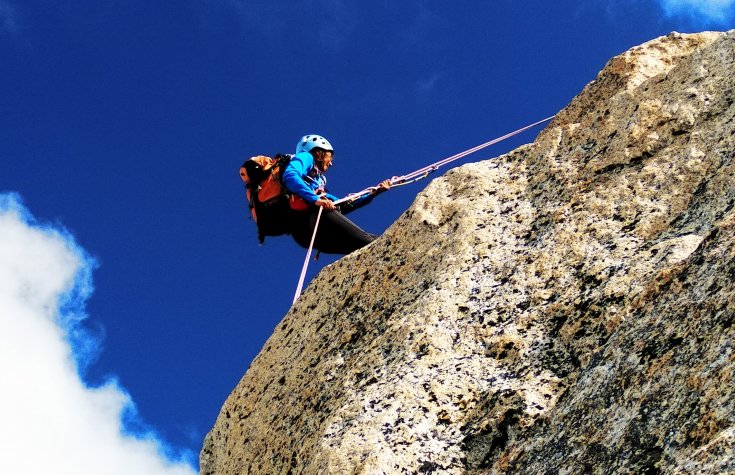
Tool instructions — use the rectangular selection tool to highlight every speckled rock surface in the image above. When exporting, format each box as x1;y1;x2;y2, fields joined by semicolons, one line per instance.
201;30;735;474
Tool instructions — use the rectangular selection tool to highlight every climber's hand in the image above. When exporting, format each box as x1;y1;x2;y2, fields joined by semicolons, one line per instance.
315;198;336;210
375;179;392;193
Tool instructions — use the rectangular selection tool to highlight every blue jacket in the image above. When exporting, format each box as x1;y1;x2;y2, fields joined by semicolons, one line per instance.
281;152;377;213
281;152;337;204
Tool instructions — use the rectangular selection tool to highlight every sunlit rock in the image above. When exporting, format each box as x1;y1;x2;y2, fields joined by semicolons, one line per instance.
201;30;735;474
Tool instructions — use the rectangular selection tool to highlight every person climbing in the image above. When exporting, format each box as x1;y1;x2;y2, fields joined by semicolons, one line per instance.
282;134;391;255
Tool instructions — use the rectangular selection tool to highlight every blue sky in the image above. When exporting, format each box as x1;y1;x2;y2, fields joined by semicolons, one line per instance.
1;1;733;471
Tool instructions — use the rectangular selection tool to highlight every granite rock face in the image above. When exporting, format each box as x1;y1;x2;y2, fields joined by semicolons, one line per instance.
201;31;735;474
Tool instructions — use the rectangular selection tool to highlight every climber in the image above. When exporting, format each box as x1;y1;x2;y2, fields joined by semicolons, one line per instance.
282;134;391;255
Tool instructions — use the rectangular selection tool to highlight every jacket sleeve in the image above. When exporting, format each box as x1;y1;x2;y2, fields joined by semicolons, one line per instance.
338;189;384;215
281;152;320;204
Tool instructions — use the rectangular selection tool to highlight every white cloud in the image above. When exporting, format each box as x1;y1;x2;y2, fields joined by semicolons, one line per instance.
657;0;735;25
0;193;196;475
593;0;735;28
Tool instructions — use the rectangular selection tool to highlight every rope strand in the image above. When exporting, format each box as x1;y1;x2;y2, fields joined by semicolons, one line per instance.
293;206;324;304
334;115;554;205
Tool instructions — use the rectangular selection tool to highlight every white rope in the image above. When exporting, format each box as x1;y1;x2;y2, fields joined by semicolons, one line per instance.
334;115;555;206
293;205;324;304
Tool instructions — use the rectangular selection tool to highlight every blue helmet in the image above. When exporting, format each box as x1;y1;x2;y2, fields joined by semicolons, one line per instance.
296;135;334;154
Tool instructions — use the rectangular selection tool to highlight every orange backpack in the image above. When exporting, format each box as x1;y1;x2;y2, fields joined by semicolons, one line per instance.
239;154;293;243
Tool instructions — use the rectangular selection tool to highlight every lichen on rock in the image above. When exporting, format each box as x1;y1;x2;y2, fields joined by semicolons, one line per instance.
201;30;735;474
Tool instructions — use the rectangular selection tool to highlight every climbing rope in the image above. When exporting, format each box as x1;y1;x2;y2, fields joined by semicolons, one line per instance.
293;205;324;304
334;115;555;206
292;115;556;303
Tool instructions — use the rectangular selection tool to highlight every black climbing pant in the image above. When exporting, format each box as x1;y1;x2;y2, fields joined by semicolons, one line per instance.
289;207;376;255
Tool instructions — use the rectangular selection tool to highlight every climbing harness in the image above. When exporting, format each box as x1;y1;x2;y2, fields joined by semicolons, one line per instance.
292;115;555;304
